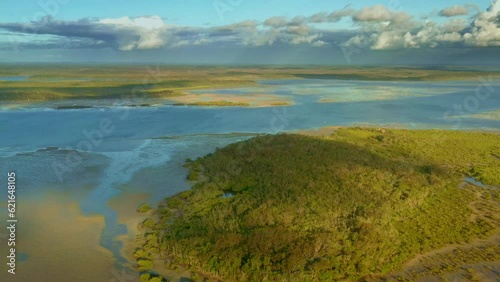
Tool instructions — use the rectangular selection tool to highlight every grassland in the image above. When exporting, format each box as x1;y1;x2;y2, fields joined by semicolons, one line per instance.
133;128;500;282
1;65;499;102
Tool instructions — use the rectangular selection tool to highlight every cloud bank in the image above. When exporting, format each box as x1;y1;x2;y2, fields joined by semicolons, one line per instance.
0;1;499;52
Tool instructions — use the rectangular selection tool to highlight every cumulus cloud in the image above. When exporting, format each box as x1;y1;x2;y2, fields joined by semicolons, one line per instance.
263;16;288;28
308;8;354;23
286;25;310;36
289;34;321;45
342;34;372;49
439;5;472;17
100;16;168;50
220;20;258;30
441;18;468;33
463;0;500;46
0;1;499;52
259;15;325;47
342;1;500;50
309;12;328;23
354;5;392;22
0;15;170;51
329;8;355;22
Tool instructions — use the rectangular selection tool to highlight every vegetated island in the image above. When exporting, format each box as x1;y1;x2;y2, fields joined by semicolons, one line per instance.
134;128;500;282
1;65;500;103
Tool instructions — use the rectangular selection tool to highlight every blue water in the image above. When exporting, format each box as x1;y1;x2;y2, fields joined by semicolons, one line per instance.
0;76;28;81
465;177;486;187
0;78;498;269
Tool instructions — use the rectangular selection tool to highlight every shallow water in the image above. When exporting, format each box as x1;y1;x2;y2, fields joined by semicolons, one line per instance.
0;75;28;81
0;78;499;280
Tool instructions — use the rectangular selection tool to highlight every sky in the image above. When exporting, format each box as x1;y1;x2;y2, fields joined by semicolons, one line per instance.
0;0;498;65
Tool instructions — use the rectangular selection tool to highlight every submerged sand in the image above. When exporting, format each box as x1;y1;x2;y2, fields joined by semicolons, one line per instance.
0;191;117;282
468;109;500;121
166;93;293;107
108;191;195;281
108;191;149;264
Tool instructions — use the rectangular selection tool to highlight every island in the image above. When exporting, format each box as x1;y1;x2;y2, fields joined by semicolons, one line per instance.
2;65;500;107
133;127;500;281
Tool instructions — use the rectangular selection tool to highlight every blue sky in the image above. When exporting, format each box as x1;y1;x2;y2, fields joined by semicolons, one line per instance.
0;0;498;64
0;0;492;25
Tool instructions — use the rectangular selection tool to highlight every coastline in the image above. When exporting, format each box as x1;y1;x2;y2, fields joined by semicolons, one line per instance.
2;66;500;103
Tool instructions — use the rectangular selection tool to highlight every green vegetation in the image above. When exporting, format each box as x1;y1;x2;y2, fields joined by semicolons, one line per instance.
138;259;154;271
137;203;152;213
386;236;500;281
0;65;259;101
1;65;499;102
136;128;500;281
185;159;202;181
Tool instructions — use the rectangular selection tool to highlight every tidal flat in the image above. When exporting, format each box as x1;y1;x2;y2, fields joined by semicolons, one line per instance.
0;191;116;282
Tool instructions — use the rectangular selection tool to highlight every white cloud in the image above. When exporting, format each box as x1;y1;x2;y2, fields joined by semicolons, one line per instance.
263;16;288;28
329;8;355;22
435;32;462;42
371;31;405;50
289;33;320;45
1;1;499;52
99;16;168;50
312;40;326;47
441;18;468;33
343;35;371;48
242;30;279;46
439;5;469;17
352;0;500;50
463;0;500;47
309;12;327;23
354;5;392;22
286;25;309;36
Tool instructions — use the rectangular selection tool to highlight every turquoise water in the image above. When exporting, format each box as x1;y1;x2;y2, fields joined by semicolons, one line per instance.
0;78;498;269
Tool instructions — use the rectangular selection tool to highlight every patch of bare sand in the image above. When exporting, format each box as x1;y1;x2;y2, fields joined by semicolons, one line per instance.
0;191;117;282
108;191;150;265
166;93;293;107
